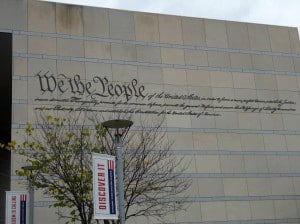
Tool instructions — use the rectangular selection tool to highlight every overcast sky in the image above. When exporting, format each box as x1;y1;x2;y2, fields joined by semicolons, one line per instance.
40;0;300;32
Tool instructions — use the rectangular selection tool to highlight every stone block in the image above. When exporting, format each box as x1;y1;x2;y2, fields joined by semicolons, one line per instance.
158;14;182;44
201;201;227;221
163;68;187;85
56;4;83;35
205;19;228;48
57;38;84;57
181;17;206;46
268;25;292;53
184;49;208;66
134;12;159;42
186;70;210;87
111;43;136;61
83;7;109;38
247;23;271;51
207;51;230;68
85;41;111;59
109;9;135;40
136;45;161;64
223;178;248;196
161;47;185;65
226;21;250;50
232;72;255;89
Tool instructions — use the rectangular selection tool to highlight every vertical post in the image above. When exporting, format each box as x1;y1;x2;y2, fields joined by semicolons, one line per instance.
115;134;125;224
102;119;132;224
22;166;36;224
28;180;34;224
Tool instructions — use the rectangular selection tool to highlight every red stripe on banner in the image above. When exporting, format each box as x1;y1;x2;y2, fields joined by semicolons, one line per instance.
20;194;27;201
107;160;114;170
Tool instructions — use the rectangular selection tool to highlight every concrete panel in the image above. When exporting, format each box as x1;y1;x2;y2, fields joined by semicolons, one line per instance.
205;19;228;48
158;14;183;44
244;156;268;173
168;132;193;150
193;133;218;150
184;49;208;66
271;177;295;195
260;113;284;130
175;202;201;223
161;47;185;65
111;43;137;61
223;178;248;196
186;70;210;87
226;201;251;220
273;56;295;73
289;28;300;54
240;134;265;151
266;155;290;173
162;68;187;85
12;80;27;100
254;74;277;90
111;64;137;82
248;23;271;51
219;155;245;173
220;133;240;152
28;0;55;32
28;36;57;55
13;57;27;76
201;202;227;221
85;41;111;59
250;201;275;219
232;72;255;89
215;112;239;129
263;134;287;151
285;135;300;151
210;71;233;88
229;53;253;70
181;17;206;46
226;21;250;50
238;112;261;130
12;104;27;124
56;3;83;35
207;51;230;68
252;54;274;71
85;62;112;81
247;178;272;196
136;45;161;64
274;200;298;219
198;178;224;197
57;38;84;57
0;0;27;30
137;66;163;84
83;7;109;38
109;9;135;40
13;34;27;54
194;155;220;173
134;12;159;42
268;26;292;53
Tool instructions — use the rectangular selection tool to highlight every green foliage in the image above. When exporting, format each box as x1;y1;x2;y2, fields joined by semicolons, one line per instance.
1;112;191;224
4;113;106;224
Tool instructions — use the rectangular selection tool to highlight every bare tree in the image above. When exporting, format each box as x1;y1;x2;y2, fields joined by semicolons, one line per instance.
4;112;191;224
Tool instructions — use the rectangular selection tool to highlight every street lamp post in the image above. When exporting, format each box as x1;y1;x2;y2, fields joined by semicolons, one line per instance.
22;165;36;224
102;119;133;224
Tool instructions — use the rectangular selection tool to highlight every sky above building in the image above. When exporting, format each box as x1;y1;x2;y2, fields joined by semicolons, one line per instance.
39;0;300;32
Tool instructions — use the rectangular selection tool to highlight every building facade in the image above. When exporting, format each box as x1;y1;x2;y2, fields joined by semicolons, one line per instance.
1;0;300;223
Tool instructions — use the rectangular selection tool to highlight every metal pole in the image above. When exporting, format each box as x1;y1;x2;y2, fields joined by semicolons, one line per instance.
28;179;34;224
115;134;125;224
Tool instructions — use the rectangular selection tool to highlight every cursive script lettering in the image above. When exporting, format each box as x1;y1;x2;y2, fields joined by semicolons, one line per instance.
36;71;146;101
